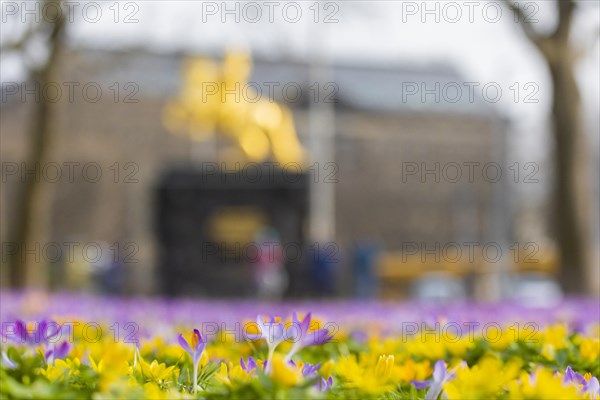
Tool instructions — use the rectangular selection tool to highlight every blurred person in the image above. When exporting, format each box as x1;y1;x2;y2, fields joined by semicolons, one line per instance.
251;227;288;300
89;242;125;295
310;242;337;297
353;239;380;299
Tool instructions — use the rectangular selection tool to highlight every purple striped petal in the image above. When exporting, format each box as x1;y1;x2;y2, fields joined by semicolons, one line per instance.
247;356;257;371
310;328;333;345
300;313;311;333
433;360;446;382
54;341;71;359
245;333;262;341
411;380;431;390
192;329;204;351
14;320;28;343
584;376;599;396
177;333;192;354
2;352;17;369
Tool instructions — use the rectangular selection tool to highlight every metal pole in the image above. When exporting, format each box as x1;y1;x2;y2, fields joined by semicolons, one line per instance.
308;18;335;244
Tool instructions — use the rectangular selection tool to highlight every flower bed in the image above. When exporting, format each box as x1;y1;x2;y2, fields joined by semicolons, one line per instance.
1;292;599;399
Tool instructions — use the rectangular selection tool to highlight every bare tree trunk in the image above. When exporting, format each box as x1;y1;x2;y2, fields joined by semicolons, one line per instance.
549;58;588;293
7;2;65;288
505;0;590;294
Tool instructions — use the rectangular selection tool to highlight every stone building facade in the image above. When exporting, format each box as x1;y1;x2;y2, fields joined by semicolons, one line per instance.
0;48;507;296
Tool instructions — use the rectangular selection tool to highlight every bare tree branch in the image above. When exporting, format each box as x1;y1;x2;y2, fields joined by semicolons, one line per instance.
0;24;40;53
500;0;545;47
551;0;575;43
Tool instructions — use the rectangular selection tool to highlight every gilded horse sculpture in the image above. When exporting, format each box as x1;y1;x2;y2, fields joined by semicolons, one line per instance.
163;52;306;166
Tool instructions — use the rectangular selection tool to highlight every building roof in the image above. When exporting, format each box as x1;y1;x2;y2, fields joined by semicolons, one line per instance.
2;47;500;117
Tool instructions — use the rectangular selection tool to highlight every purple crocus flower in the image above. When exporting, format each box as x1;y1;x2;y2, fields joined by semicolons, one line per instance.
246;315;286;347
289;360;333;392
245;315;286;373
318;376;334;392
178;329;206;367
240;356;258;373
44;341;71;365
4;320;60;345
583;376;599;400
300;361;321;377
285;313;333;361
566;367;600;400
177;329;206;394
411;360;461;400
564;366;587;386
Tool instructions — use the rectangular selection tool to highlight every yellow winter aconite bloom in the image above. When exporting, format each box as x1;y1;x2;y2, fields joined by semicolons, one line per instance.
88;344;131;376
143;381;187;399
216;363;232;386
88;342;134;391
443;357;522;399
367;337;402;356
209;341;248;361
140;359;177;384
544;324;569;347
396;358;432;382
216;362;255;386
446;336;475;357
485;324;539;351
70;327;112;361
334;354;396;394
579;337;600;362
270;354;302;387
141;337;184;361
541;324;568;360
507;369;585;399
375;354;395;380
320;359;335;379
42;358;81;382
486;325;516;350
519;323;541;343
405;336;447;360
